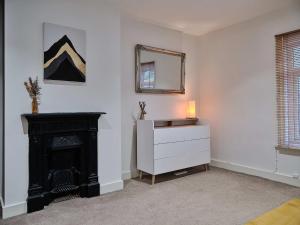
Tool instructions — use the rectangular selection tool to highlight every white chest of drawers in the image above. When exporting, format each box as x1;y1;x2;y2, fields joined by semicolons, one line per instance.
137;119;210;184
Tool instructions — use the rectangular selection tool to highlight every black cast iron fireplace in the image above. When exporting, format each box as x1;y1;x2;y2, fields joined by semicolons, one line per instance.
23;112;105;213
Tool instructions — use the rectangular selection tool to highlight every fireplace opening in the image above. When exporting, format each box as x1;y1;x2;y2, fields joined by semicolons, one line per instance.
47;134;82;200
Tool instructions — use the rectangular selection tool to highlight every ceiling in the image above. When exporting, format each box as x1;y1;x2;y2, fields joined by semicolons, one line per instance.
106;0;298;36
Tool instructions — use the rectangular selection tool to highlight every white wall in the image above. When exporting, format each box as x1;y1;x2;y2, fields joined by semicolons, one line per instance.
121;16;200;178
197;3;300;182
0;0;3;205
4;0;123;217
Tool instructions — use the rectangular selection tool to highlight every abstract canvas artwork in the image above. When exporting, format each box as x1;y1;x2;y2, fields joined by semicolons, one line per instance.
43;23;86;82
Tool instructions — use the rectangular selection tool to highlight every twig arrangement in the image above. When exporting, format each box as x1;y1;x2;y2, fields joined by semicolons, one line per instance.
139;101;146;120
24;77;41;101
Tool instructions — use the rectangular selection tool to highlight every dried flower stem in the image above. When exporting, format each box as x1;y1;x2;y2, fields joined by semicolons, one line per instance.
24;76;41;104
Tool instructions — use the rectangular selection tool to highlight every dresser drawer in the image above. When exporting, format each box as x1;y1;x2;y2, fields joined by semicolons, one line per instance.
154;125;210;144
154;139;210;159
154;149;210;175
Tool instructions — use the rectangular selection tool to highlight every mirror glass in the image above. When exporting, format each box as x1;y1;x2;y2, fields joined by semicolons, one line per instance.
136;45;185;94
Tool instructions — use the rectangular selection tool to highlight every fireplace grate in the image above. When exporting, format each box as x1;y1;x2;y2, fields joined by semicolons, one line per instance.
49;168;80;194
53;193;80;203
50;184;79;194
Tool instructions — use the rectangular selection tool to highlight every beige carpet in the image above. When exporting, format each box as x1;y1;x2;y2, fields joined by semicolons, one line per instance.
1;168;300;225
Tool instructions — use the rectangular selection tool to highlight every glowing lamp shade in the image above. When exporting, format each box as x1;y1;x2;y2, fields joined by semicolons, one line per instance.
186;100;196;118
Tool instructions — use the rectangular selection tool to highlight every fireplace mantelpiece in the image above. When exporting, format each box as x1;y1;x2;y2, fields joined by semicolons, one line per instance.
23;112;105;213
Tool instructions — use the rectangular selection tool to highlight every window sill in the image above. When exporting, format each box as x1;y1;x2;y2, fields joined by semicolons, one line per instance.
275;146;300;155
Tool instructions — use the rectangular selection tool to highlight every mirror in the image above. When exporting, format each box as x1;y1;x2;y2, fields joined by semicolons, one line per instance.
135;44;185;94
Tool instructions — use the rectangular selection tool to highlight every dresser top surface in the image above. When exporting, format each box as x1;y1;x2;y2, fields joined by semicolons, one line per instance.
153;118;199;128
154;118;198;122
154;125;202;130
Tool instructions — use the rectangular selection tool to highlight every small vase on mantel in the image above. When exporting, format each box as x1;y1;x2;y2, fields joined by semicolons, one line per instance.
24;77;41;114
32;97;39;114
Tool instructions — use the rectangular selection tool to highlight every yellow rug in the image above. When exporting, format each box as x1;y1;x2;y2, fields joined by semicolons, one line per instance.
245;198;300;225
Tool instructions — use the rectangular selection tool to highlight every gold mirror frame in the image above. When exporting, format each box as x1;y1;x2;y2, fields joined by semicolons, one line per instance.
135;44;186;94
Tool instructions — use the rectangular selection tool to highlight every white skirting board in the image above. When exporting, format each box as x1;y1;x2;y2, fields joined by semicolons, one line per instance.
122;170;139;180
211;159;300;187
100;180;124;194
1;201;27;219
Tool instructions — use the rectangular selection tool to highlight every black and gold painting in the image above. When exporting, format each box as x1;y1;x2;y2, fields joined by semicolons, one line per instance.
43;23;86;82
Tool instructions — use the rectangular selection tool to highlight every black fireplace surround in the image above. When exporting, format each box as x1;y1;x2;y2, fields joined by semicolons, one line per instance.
23;112;105;213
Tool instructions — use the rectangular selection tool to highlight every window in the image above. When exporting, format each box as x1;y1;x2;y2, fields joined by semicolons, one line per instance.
276;29;300;149
140;61;155;89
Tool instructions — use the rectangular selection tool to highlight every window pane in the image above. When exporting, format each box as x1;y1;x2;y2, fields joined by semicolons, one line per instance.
298;77;300;137
140;61;155;89
276;30;300;149
294;46;300;69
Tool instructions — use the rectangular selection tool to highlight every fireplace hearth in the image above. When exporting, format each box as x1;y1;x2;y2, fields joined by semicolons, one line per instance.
23;112;105;213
